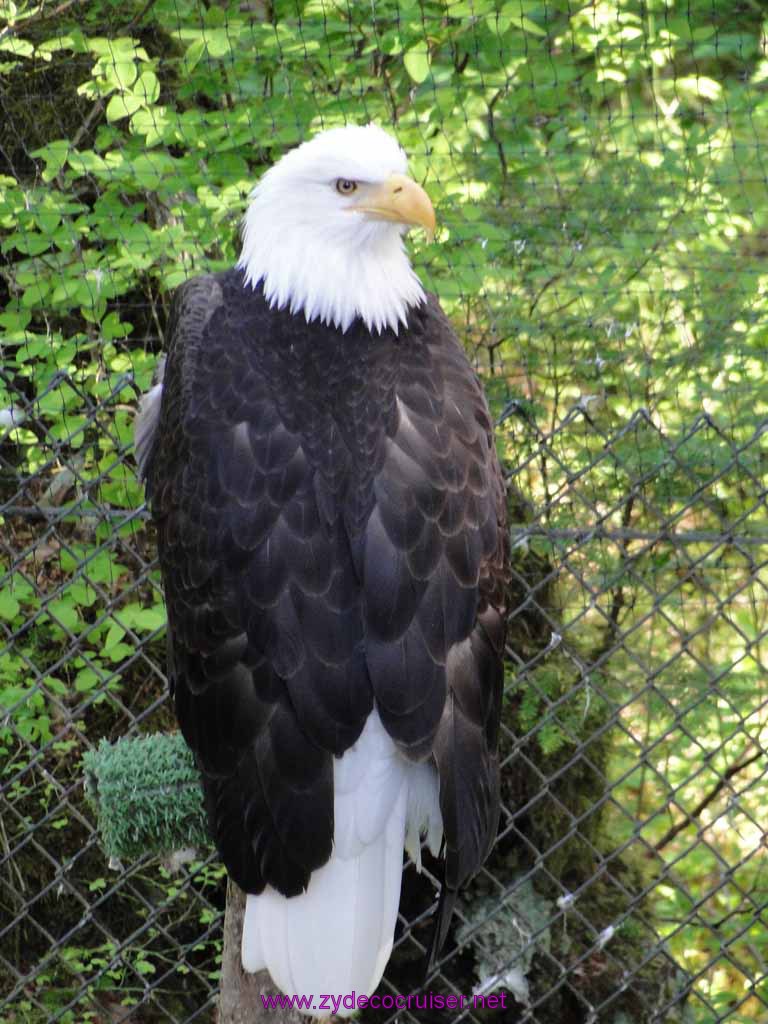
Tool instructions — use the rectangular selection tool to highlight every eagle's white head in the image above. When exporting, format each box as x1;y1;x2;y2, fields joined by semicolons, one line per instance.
237;123;435;335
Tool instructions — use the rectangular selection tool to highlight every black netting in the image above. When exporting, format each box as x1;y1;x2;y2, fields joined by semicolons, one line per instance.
2;2;767;1022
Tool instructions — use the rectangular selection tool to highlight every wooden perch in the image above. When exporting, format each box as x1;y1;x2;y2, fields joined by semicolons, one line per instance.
218;880;305;1024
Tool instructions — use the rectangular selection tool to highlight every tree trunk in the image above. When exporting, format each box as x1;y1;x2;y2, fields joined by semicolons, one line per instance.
217;879;305;1024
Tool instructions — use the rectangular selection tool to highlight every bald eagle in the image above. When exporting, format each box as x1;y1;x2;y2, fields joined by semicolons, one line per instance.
136;124;508;1013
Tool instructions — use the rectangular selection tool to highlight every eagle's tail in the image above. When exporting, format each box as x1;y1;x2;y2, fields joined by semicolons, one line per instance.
241;711;441;1018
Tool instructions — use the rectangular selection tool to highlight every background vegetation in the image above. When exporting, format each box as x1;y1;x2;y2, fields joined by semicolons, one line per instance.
1;0;767;1022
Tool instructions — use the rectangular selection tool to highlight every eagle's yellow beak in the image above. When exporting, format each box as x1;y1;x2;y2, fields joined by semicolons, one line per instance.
352;174;436;240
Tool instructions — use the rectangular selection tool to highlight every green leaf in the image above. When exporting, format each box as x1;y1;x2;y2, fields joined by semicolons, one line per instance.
20;280;51;308
129;106;169;146
135;71;159;105
184;37;206;71
0;36;33;58
103;622;126;650
106;93;144;122
105;642;133;663
519;16;546;37
68;581;97;608
403;45;430;83
74;667;100;692
9;233;52;256
0;591;20;620
46;600;80;633
103;57;138;92
676;75;722;102
101;312;132;340
204;29;233;59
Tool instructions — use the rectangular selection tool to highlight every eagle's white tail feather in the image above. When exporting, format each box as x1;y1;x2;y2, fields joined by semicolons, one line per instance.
405;760;444;871
241;711;441;1018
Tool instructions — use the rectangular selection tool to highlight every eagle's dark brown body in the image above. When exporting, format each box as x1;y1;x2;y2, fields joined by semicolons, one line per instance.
144;268;508;960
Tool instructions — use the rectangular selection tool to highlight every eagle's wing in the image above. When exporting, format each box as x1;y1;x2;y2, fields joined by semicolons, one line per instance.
145;273;371;898
363;296;508;964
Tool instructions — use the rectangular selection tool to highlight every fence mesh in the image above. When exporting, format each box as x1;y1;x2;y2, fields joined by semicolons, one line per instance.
2;2;767;1022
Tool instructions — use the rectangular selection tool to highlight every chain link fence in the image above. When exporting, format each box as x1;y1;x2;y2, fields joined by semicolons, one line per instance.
2;2;768;1022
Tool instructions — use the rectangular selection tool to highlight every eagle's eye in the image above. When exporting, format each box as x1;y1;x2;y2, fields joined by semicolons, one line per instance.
335;179;358;195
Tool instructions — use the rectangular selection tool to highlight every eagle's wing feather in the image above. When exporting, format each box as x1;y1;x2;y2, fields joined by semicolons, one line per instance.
364;298;508;962
149;273;373;899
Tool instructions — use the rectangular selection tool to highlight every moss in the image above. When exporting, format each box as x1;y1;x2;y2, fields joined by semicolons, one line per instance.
0;52;94;179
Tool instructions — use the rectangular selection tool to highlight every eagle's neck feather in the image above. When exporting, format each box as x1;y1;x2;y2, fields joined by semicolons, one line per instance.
236;204;426;336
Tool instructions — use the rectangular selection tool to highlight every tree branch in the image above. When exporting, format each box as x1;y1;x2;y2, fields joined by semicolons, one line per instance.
653;748;765;853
